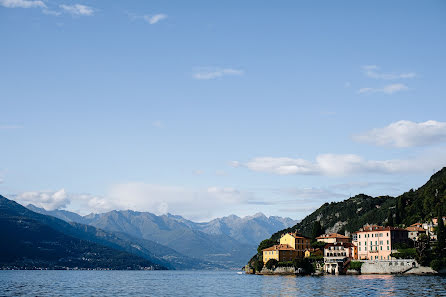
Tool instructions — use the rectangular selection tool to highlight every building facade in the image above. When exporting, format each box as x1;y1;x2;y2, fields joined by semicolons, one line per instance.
316;233;350;244
279;233;311;258
262;244;299;264
323;242;355;274
352;225;409;260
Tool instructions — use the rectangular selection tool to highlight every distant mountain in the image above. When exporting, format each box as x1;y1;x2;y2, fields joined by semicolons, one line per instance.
0;195;164;270
26;206;297;269
268;167;446;243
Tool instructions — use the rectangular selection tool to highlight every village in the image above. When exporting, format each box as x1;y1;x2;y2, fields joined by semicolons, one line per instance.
246;216;446;275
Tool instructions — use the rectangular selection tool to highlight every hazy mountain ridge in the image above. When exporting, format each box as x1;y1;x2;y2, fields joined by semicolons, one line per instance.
0;196;165;270
25;206;297;268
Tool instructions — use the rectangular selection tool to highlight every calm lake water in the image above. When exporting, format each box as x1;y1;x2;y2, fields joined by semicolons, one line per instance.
0;270;445;297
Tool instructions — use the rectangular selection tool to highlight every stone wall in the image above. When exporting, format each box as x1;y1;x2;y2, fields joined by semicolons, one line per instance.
361;259;418;274
259;266;299;275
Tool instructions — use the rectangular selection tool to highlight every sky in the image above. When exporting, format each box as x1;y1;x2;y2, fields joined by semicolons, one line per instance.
1;0;446;222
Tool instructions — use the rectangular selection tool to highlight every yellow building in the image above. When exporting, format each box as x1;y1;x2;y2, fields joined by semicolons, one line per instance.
262;244;298;264
279;233;311;258
304;248;322;258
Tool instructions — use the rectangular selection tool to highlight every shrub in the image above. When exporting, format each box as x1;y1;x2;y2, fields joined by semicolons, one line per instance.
265;259;278;270
349;261;363;271
430;258;446;271
276;261;293;267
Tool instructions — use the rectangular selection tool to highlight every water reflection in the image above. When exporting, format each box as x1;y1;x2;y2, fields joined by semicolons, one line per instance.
0;271;445;297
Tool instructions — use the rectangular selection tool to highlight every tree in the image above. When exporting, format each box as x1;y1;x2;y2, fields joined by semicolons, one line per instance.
436;210;445;255
253;258;264;272
257;239;276;254
385;211;393;227
311;221;324;241
265;259;278;270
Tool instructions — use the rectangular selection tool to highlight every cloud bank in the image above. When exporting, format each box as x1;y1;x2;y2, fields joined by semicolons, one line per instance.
233;151;446;176
354;120;446;148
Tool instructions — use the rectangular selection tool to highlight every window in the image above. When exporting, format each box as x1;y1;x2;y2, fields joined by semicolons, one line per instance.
387;246;389;250
359;242;361;246
371;234;374;238
375;241;377;245
387;233;389;237
359;247;361;251
387;240;389;244
359;234;361;238
380;246;382;250
365;247;367;251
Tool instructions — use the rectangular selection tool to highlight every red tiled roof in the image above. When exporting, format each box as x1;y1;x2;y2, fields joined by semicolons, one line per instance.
284;232;310;239
357;225;407;232
316;233;349;239
262;244;295;251
406;226;425;232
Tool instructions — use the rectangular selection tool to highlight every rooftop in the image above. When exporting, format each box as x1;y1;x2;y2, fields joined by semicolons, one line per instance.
316;233;349;239
262;244;295;251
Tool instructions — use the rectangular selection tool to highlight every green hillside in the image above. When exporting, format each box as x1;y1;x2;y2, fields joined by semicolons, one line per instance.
268;167;446;242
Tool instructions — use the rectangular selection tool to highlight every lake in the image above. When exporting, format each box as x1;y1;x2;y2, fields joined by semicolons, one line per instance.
0;270;445;296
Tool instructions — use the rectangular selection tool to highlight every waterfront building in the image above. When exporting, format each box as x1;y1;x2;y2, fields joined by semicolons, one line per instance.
323;242;355;274
262;244;298;264
279;233;311;258
352;225;409;261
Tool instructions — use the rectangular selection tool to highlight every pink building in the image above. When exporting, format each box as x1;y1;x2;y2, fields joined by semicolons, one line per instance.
352;225;408;260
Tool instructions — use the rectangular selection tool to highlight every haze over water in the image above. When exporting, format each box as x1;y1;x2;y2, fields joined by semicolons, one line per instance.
1;271;445;296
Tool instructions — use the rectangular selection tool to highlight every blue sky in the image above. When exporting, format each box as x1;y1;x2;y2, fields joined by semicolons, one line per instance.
1;0;446;221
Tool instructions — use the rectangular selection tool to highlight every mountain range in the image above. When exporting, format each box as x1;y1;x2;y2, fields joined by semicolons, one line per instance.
0;195;165;270
22;204;297;269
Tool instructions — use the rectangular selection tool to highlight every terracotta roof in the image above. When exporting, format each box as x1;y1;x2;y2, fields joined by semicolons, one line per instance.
316;233;349;239
357;225;407;232
410;223;423;227
406;226;425;232
262;244;295;252
284;232;310;239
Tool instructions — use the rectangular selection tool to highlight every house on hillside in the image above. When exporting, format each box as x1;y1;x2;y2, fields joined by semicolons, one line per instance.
262;244;298;264
352;225;409;261
304;248;323;258
279;233;311;258
262;233;311;264
323;242;355;274
406;225;426;241
316;233;350;244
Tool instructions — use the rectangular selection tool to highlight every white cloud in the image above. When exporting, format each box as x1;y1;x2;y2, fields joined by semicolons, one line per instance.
104;183;255;221
60;4;93;16
354;120;446;148
193;68;244;80
143;14;167;24
13;189;70;211
362;65;416;80
358;83;408;95
0;0;45;8
234;151;446;176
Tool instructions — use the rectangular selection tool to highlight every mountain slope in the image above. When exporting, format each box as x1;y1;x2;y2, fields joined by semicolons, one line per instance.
269;167;446;242
25;206;297;268
26;205;213;270
0;196;163;270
